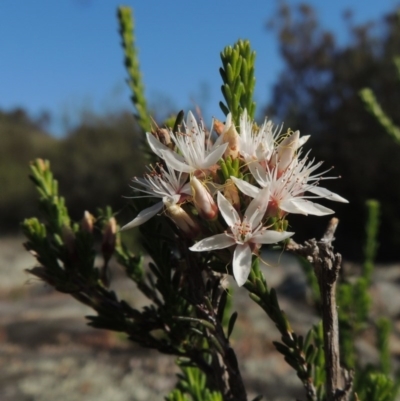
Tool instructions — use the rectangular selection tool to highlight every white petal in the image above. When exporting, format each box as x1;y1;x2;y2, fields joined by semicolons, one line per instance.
298;135;310;148
280;199;309;215
162;150;193;173
213;132;225;147
290;199;334;216
307;186;349;203
217;192;240;227
189;233;235;252
120;201;163;231
180;182;192;195
247;160;268;187
146;132;170;159
224;113;233;131
245;187;270;229
233;244;252;287
251;230;294;244
186;111;200;134
230;176;260;198
202;143;229;168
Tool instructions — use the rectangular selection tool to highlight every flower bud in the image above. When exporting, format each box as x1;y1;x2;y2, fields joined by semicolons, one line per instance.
223;125;240;159
191;176;218;220
101;217;117;262
222;114;240;159
223;179;240;211
154;127;172;148
213;118;225;135
61;224;75;255
167;204;200;238
270;130;300;174
81;211;95;233
35;158;47;173
213;114;240;159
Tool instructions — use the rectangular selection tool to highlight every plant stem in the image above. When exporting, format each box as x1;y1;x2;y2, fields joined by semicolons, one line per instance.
316;218;342;399
288;218;353;401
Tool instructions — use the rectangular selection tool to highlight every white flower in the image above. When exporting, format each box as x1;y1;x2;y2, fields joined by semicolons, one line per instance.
120;165;191;231
238;109;279;165
231;152;348;217
238;110;310;177
189;189;294;286
146;111;228;173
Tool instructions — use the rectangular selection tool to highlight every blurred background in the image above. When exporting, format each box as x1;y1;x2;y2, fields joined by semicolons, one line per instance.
2;1;400;399
2;0;400;260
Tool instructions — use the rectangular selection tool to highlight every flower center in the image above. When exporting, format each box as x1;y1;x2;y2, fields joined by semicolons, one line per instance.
231;220;252;244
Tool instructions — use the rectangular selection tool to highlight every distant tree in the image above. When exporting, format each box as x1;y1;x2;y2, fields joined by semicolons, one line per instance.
266;3;400;260
0;108;57;232
54;111;145;222
0;108;144;233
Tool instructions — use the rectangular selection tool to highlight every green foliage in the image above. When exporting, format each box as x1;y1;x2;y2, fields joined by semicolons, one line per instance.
363;200;380;285
28;159;70;233
377;318;391;376
219;40;256;124
356;372;396;401
166;365;223;401
359;88;400;144
335;199;399;400
117;6;151;133
245;257;320;401
23;158;247;400
336;201;377;369
218;156;243;181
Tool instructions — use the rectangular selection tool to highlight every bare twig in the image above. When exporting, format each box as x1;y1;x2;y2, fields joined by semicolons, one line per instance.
288;218;353;401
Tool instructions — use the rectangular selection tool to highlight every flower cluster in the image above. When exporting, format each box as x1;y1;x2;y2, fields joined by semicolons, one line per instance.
122;111;348;286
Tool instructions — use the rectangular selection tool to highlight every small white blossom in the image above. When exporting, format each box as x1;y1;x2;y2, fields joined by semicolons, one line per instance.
231;151;348;217
238;109;279;165
189;189;294;287
147;111;228;174
120;165;191;231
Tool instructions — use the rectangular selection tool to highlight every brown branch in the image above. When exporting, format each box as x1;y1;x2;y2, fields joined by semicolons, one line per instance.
288;218;353;401
181;238;248;401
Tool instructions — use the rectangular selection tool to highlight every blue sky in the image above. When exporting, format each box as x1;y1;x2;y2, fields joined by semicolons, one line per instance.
1;0;399;135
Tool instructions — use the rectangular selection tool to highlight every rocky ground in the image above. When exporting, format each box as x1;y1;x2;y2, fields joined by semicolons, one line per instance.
1;236;400;401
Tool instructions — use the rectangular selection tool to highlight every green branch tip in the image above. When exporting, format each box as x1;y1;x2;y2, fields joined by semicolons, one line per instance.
359;88;400;144
219;39;256;124
117;6;151;133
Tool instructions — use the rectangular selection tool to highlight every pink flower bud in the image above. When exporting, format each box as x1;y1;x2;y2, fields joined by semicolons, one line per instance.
81;211;95;233
191;176;218;220
102;217;117;262
167;204;200;238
